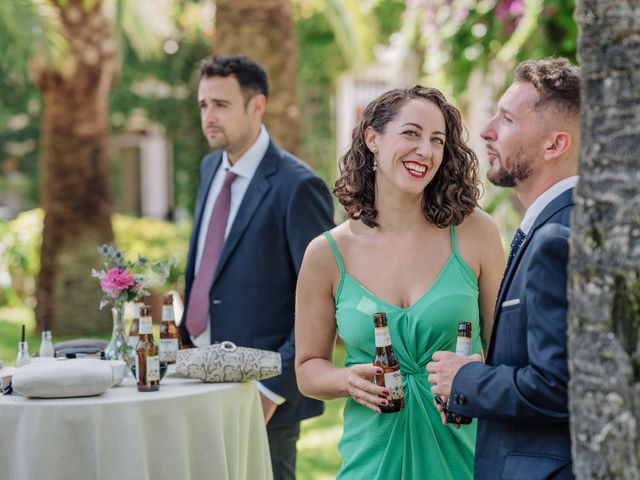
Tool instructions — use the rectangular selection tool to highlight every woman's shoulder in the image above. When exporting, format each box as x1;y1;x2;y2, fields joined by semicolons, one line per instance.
457;209;500;239
305;222;352;262
454;210;504;276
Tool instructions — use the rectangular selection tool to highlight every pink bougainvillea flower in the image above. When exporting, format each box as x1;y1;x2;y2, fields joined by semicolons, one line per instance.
100;268;135;298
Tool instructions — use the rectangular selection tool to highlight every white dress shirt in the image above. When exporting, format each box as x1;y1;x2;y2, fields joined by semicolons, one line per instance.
191;125;285;405
519;176;578;235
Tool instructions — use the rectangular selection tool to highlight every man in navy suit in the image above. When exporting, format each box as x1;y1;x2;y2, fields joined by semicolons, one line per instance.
427;57;580;479
179;55;334;480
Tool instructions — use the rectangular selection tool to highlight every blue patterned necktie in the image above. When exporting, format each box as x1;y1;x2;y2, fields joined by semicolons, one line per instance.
497;228;526;296
505;228;526;272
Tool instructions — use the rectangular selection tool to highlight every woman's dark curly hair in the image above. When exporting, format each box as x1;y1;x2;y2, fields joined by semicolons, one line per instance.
333;85;480;228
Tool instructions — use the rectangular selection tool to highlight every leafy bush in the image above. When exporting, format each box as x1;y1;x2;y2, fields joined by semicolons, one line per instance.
0;209;191;309
0;209;42;307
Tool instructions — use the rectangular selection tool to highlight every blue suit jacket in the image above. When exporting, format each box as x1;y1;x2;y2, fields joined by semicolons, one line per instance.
180;141;335;427
449;188;575;479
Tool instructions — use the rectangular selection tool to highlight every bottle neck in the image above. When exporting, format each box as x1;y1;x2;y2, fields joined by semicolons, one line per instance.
455;335;472;357
41;331;52;342
374;325;392;348
162;305;175;323
139;316;153;335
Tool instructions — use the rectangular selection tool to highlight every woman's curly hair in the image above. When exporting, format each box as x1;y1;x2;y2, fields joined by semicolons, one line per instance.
333;85;480;228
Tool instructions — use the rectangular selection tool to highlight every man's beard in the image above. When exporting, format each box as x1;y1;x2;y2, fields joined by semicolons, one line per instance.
207;134;229;151
487;149;533;187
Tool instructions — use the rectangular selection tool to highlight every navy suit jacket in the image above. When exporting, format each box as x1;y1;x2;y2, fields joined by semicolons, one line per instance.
180;140;334;427
449;188;575;480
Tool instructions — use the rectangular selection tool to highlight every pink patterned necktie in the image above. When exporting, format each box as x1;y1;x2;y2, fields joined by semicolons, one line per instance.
186;170;237;338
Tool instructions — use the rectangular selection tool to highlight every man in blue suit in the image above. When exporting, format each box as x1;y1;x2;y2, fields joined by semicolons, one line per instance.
427;58;580;479
179;55;334;480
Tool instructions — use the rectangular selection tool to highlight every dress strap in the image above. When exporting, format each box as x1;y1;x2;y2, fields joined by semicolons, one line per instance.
451;225;458;253
323;231;345;275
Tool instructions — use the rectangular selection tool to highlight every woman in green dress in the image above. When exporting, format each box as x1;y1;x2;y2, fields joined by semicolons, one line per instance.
295;86;505;479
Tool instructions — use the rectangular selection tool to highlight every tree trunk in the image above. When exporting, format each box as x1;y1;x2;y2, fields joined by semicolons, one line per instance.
569;1;640;478
213;0;299;155
34;0;118;335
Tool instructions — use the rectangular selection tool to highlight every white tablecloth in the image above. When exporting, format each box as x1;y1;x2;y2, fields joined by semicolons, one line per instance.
0;373;273;480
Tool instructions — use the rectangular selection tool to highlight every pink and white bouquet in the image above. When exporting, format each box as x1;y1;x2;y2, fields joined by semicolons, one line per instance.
92;244;175;309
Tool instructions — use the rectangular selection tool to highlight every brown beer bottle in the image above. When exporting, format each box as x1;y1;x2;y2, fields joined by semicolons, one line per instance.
135;305;160;392
446;321;473;425
128;297;144;351
372;312;404;413
159;294;181;364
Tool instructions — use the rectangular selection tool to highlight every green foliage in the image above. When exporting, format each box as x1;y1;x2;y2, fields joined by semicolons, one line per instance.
370;0;406;39
0;209;43;308
295;4;348;181
0;0;211;217
0;210;190;310
0;0;67;78
294;0;406;182
113;213;191;288
409;0;578;96
0;41;43;208
109;36;211;216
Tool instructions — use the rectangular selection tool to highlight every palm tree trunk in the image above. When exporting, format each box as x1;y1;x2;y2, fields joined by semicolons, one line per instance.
213;0;299;155
569;0;640;477
34;0;118;335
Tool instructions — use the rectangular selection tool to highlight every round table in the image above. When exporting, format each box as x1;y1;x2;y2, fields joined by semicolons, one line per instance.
0;373;273;480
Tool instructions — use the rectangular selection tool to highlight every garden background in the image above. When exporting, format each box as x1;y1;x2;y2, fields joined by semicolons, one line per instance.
0;1;578;478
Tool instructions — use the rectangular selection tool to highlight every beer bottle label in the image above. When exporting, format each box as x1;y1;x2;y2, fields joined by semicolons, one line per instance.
162;306;174;322
455;337;472;357
384;371;403;400
146;356;160;381
375;326;392;347
159;339;178;362
139;317;153;334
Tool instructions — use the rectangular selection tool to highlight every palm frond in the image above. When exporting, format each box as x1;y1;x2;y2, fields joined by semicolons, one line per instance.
112;0;174;61
0;0;67;78
298;0;377;69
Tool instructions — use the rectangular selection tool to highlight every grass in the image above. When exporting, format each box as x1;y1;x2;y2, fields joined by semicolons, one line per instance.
0;306;110;364
0;306;37;364
0;307;346;478
296;344;346;479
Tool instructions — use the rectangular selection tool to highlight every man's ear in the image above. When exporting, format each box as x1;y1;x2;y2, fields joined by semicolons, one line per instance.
544;131;572;161
249;93;267;118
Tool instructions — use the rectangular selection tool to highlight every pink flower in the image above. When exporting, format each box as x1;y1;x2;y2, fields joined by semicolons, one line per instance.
100;268;135;298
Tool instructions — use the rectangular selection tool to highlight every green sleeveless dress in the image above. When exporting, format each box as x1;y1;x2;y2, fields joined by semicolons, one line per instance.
324;228;480;480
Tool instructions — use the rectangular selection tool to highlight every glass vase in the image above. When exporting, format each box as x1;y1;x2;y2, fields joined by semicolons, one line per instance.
103;305;131;367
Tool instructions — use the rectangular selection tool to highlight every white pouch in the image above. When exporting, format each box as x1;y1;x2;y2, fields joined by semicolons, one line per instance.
12;359;114;398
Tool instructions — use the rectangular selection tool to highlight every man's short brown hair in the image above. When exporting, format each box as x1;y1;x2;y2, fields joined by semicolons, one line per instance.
514;57;580;118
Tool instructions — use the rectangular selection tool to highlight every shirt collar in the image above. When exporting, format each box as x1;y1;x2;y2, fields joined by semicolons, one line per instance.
520;175;578;235
221;125;270;178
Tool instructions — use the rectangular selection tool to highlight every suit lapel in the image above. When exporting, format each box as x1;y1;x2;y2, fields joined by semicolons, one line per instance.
487;188;574;359
212;142;279;281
